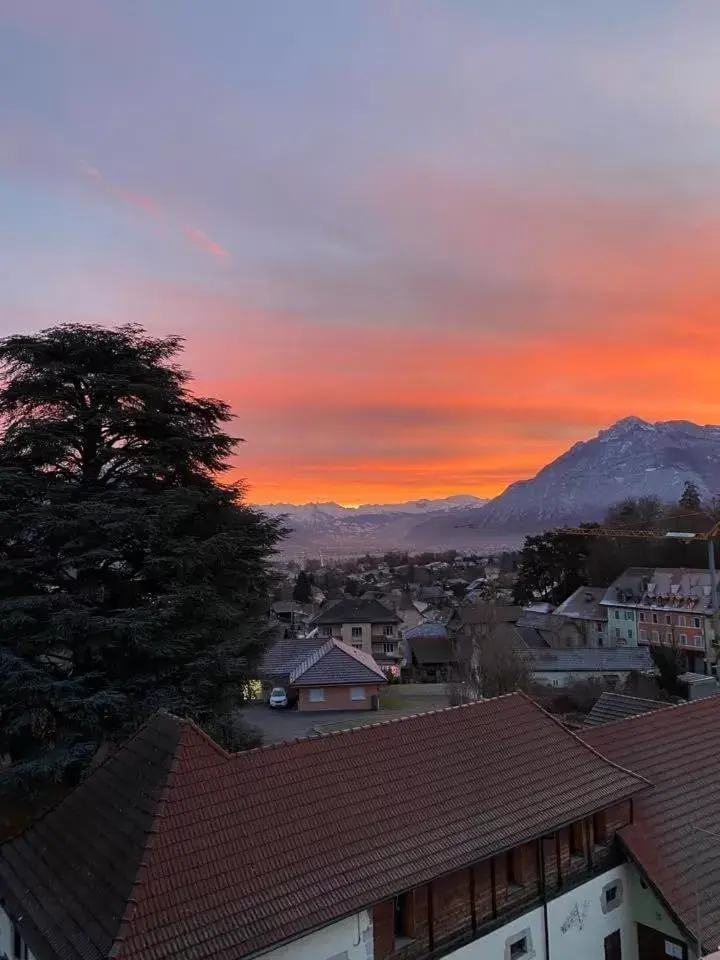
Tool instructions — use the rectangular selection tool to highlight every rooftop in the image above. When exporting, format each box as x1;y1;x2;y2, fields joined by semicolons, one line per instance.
553;586;607;622
1;695;648;960
529;647;654;672
583;692;668;727
310;597;402;625
601;567;720;612
289;638;387;686
583;697;720;951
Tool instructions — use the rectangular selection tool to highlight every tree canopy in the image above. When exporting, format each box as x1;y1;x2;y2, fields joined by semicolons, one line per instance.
0;323;283;795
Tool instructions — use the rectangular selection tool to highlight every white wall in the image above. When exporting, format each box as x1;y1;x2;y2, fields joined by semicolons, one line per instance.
0;907;38;960
443;864;695;960
259;911;373;960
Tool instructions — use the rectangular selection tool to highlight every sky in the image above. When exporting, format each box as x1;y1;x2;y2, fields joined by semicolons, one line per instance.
2;1;720;506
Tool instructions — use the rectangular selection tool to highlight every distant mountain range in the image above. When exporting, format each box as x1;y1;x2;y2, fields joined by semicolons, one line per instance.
261;417;720;554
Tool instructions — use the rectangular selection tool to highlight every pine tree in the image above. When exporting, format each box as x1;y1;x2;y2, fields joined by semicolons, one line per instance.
679;480;702;511
292;570;313;604
0;324;283;794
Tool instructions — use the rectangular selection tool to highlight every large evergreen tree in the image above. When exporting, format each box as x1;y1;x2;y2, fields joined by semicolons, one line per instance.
0;324;282;794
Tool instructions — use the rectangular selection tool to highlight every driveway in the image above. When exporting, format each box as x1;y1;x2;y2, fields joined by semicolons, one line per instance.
237;703;377;745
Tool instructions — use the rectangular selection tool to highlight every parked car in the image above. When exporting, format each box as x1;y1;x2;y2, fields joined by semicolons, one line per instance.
268;687;289;709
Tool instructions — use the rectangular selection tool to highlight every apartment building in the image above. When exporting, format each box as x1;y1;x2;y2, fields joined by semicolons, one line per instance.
2;694;715;960
309;598;403;673
601;567;720;672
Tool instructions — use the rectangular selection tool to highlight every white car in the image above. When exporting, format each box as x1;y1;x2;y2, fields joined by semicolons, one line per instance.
268;687;289;709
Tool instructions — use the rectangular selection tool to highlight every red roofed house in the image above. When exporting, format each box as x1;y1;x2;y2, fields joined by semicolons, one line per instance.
0;693;711;960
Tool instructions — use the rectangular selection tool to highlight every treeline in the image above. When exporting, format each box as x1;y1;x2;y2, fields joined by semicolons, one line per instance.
513;483;719;606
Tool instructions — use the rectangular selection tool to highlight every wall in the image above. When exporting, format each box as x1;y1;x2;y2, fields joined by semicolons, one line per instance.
339;622;372;653
626;863;697;959
0;907;38;960
260;911;373;960
297;684;381;711
533;670;632;688
607;606;638;646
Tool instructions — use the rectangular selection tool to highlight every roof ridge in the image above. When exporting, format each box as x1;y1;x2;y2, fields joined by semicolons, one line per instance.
111;718;189;960
517;692;653;789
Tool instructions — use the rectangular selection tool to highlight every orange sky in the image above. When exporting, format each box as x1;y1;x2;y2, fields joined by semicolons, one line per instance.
4;1;720;505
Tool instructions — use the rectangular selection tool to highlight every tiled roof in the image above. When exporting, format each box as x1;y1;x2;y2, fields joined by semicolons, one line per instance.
553;587;607;622
406;633;453;665
289;638;387;685
582;697;720;950
0;696;648;960
516;610;564;632
515;625;553;650
257;631;322;677
529;647;653;672
0;713;181;960
583;692;668;727
601;566;720;613
310;598;401;625
404;621;448;641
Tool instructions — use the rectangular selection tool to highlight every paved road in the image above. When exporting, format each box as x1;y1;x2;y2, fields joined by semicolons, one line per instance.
238;703;378;745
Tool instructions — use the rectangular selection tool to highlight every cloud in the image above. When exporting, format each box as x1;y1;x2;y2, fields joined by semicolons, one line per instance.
77;159;228;263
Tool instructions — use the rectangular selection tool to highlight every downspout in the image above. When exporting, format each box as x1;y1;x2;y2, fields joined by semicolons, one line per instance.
538;838;551;960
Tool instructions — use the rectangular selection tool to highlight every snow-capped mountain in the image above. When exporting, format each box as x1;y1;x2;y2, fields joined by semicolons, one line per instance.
411;416;720;540
260;494;484;522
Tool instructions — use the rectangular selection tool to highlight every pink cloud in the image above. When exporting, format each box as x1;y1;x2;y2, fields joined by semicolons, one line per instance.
77;159;228;263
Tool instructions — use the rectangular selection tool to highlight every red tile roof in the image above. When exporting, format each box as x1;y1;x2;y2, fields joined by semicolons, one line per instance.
582;697;720;951
2;695;647;960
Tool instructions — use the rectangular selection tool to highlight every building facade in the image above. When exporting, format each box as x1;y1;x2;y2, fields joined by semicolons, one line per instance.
310;598;403;674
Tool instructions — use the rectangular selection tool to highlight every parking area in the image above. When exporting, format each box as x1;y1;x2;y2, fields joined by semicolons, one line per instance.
238;684;451;745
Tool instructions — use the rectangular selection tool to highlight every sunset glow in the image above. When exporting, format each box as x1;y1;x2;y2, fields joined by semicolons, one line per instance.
3;1;720;504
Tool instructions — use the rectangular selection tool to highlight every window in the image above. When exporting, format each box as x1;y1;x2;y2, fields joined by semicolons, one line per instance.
679;634;687;645
614;610;620;619
507;931;532;960
666;632;673;644
664;942;683;959
678;615;686;627
639;629;647;642
506;847;524;887
625;611;633;621
614;627;621;639
652;630;660;643
627;629;633;640
383;624;394;636
593;810;607;845
652;613;658;624
394;892;414;947
570;820;585;857
666;614;672;625
694;617;701;629
601;879;624;914
639;611;645;622
308;688;325;702
12;925;28;960
350;686;366;701
321;625;332;637
351;626;362;638
383;641;396;655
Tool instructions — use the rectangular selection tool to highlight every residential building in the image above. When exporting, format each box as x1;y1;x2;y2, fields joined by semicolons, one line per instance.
529;646;654;687
515;609;563;648
2;694;683;960
403;621;452;681
288;638;387;710
553;586;609;647
601;567;720;672
309;598;403;674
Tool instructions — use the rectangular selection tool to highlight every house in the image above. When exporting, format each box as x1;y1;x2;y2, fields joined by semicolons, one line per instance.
583;692;668;727
269;600;312;629
309;598;403;675
601;567;719;672
529;646;654;687
553;586;609;647
258;633;386;711
582;695;720;957
2;693;683;960
447;604;522;633
515;609;563;648
403;621;452;681
288;638;387;710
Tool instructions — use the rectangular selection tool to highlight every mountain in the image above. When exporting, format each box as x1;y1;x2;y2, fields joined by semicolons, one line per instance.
410;416;720;543
257;496;488;555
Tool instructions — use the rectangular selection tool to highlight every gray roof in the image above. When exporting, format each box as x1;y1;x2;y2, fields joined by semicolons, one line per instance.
290;639;388;686
516;610;565;632
553;587;607;622
310;598;402;626
601;567;720;613
405;621;449;641
406;634;453;666
452;605;522;626
530;647;654;673
515;625;553;649
258;632;323;678
584;692;668;727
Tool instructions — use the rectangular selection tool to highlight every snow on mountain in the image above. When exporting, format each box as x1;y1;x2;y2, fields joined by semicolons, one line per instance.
410;416;720;540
